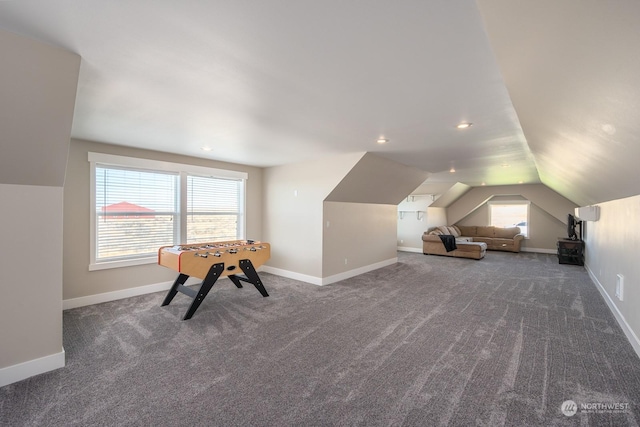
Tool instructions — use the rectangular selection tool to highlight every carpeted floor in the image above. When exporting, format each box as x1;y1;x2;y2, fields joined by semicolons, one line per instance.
1;251;639;426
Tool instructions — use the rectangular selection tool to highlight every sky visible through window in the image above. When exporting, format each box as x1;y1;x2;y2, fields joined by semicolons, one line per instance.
96;167;178;212
490;203;528;236
94;166;242;261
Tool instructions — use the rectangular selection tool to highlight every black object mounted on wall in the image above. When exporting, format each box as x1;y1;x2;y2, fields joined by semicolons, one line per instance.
567;213;582;241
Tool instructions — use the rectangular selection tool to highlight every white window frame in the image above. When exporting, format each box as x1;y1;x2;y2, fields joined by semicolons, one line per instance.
89;152;247;271
487;200;530;238
184;172;246;243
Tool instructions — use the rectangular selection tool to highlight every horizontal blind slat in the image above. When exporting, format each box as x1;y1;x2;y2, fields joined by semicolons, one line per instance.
186;175;241;243
94;165;244;263
96;165;178;262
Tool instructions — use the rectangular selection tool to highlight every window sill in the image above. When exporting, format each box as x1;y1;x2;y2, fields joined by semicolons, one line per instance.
89;256;157;271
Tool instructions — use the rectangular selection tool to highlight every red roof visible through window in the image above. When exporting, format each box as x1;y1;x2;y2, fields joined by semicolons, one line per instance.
101;201;155;219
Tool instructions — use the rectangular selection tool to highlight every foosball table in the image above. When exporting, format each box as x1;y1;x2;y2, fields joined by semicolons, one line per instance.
158;240;270;320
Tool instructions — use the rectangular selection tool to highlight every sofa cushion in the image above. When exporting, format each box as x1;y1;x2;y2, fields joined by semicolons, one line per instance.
472;237;491;244
494;227;520;238
476;226;495;237
437;225;452;236
422;239;487;259
457;225;477;236
436;225;459;237
454;242;487;253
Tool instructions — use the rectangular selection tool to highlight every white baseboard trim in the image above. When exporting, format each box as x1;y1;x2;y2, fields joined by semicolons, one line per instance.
0;349;65;388
261;257;398;286
321;257;398;286
397;246;422;253
63;257;398;307
63;277;201;310
585;264;640;359
520;247;557;254
260;266;323;285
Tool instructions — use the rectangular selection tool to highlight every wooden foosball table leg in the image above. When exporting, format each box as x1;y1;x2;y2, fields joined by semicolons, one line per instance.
227;260;270;299
182;262;224;320
239;259;269;297
160;250;270;320
161;263;226;320
161;273;189;307
227;275;244;289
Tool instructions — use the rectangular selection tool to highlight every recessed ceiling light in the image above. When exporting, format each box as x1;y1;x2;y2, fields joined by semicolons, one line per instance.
377;137;389;144
456;122;472;129
602;124;616;135
201;146;213;152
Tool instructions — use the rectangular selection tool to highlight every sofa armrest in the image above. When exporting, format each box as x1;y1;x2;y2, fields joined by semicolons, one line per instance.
422;234;442;242
513;234;524;251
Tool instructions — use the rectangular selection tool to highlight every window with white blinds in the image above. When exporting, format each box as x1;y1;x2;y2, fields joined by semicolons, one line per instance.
186;175;243;243
89;153;247;270
95;166;179;262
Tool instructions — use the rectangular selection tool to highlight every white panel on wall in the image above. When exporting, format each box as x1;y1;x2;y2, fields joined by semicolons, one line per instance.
575;205;600;221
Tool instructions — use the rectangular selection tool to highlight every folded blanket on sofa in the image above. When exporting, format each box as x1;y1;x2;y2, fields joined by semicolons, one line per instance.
438;234;457;252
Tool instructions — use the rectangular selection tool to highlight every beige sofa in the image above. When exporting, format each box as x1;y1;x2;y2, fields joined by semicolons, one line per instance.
422;236;487;260
456;225;524;252
422;225;486;259
422;225;524;257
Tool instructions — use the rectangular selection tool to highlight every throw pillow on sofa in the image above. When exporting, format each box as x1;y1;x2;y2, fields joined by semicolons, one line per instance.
436;225;460;237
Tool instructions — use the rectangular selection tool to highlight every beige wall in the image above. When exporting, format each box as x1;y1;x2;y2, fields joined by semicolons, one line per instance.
456;195;567;251
263;152;427;280
0;29;79;382
63;139;264;300
323;202;398;276
397;196;447;250
0;185;64;368
449;184;576;251
0;29;79;187
448;184;575;225
584;195;640;354
262;153;364;278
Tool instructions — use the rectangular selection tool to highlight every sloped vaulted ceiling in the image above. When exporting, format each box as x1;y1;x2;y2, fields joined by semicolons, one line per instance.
0;1;537;189
325;153;430;205
477;0;640;207
1;1;639;207
0;30;80;187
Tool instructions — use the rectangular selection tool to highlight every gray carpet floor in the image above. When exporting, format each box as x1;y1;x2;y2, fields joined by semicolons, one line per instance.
1;251;640;426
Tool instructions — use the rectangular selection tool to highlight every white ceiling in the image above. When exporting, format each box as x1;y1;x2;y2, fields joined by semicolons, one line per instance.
478;0;640;206
1;1;638;206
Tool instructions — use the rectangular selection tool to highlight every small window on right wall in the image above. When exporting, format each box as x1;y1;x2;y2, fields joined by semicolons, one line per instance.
488;201;530;237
